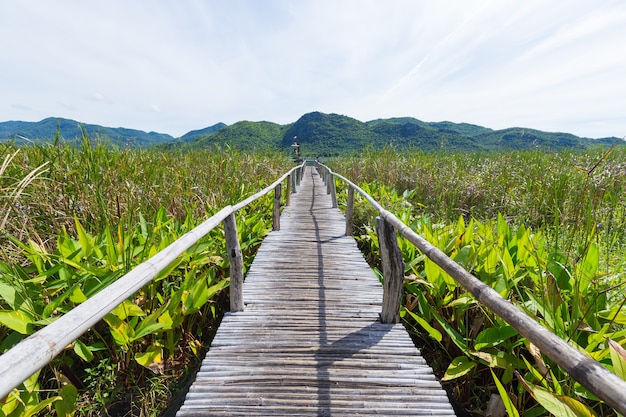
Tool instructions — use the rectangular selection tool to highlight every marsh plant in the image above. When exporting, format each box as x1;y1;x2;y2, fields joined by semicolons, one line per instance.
331;147;626;416
0;139;290;416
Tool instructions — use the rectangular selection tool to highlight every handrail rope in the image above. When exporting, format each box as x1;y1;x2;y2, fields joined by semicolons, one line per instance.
0;162;305;400
318;163;626;415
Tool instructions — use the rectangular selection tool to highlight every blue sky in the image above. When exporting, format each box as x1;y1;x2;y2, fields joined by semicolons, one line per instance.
1;0;625;138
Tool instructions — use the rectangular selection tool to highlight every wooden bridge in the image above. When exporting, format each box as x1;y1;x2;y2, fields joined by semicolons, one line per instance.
175;167;455;416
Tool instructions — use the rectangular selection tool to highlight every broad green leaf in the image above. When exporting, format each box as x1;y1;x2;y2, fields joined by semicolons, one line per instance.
103;313;133;347
74;216;93;258
424;257;442;285
0;310;34;334
206;278;229;299
157;310;174;330
445;294;476;308
132;321;166;341
578;242;598;294
0;282;19;310
135;345;162;368
598;308;626;325
73;339;94;362
442;356;476;381
183;278;210;316
499;247;515;280
23;396;62;417
405;309;442;342
432;310;468;352
491;369;520;417
474;325;518;350
609;339;626;381
68;286;87;304
470;350;524;369
532;386;594;417
136;345;164;374
55;383;78;417
110;300;145;320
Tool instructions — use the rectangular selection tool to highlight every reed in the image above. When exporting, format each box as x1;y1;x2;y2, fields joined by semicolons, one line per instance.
330;146;626;416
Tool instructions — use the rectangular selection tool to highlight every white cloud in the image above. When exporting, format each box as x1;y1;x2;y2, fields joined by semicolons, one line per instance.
0;0;625;138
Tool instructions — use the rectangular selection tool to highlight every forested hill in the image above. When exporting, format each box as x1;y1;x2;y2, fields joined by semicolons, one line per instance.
0;117;225;147
1;113;621;153
183;111;622;155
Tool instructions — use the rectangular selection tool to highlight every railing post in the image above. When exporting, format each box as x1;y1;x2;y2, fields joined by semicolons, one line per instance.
345;186;354;236
285;174;292;206
273;183;282;231
376;216;404;324
223;213;244;312
296;165;302;186
291;171;297;194
326;171;332;194
330;175;337;208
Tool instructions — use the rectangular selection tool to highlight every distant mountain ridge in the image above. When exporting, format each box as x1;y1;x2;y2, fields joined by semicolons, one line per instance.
0;117;225;147
182;111;622;154
1;113;621;152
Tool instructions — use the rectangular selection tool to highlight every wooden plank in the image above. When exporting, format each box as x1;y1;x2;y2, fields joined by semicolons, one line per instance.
175;168;455;416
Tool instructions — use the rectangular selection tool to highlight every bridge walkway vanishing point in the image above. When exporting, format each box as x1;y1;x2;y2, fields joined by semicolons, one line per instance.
175;167;456;416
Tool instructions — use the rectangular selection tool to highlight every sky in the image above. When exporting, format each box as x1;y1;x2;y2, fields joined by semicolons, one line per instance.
1;0;625;139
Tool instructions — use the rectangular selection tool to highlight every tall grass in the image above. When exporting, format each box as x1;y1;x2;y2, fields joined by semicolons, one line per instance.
1;139;289;262
329;146;626;416
331;146;626;262
0;139;291;416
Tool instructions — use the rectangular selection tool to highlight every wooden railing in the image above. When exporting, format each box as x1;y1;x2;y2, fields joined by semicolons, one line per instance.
317;162;626;415
0;162;306;400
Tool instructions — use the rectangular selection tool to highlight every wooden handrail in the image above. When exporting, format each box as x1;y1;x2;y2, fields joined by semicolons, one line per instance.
0;162;305;400
317;163;626;415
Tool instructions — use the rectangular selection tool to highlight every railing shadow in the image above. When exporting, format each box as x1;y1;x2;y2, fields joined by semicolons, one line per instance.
309;168;390;415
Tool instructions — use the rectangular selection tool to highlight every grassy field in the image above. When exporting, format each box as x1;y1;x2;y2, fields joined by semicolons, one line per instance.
1;139;291;416
1;140;625;416
329;146;626;416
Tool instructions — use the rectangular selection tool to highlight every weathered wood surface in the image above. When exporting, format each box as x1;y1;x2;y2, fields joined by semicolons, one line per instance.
176;169;455;416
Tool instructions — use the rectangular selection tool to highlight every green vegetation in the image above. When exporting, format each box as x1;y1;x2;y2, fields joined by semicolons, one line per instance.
4;112;622;154
0;139;291;416
177;120;287;152
2;135;626;416
329;147;626;416
180;112;622;155
0;118;183;147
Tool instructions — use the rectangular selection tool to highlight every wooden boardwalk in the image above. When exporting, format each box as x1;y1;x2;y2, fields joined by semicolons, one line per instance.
176;168;455;416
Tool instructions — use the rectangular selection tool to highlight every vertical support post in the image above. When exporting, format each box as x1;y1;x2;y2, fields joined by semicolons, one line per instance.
296;165;302;186
223;213;244;312
326;171;332;194
291;171;297;193
345;186;354;236
376;216;404;324
330;176;337;208
273;183;282;231
285;175;292;206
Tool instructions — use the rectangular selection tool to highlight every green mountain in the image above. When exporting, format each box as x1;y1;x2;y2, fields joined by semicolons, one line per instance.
2;113;622;153
182;111;622;155
181;120;288;151
179;123;227;142
0;117;224;147
0;117;176;147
